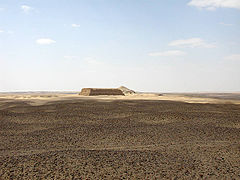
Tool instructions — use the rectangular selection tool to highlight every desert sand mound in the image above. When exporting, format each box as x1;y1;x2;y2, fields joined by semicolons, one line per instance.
118;86;136;95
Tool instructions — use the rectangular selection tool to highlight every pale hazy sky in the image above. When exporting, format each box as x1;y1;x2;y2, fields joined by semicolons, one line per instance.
0;0;240;92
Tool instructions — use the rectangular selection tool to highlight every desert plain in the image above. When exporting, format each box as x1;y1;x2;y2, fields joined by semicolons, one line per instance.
0;92;240;179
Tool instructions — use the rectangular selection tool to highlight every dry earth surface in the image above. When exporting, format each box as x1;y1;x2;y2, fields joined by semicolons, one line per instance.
0;93;240;179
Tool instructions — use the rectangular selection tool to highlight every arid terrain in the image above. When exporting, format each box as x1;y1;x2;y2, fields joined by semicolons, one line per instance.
0;93;240;179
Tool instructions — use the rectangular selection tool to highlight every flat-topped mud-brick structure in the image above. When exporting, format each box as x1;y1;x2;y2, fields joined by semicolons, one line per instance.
79;88;125;96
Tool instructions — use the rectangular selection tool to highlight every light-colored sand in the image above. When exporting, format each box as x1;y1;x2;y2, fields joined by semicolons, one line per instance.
1;92;240;106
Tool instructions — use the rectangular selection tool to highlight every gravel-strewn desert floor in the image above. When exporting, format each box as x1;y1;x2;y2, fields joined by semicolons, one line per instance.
0;94;240;179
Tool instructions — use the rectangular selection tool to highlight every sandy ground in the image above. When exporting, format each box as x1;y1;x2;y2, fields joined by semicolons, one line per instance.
1;92;240;106
0;92;240;179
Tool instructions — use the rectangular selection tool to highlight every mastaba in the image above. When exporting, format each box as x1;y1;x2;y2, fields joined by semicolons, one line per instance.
79;88;124;96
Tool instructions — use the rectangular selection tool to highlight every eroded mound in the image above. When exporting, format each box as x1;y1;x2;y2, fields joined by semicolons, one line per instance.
118;86;136;95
